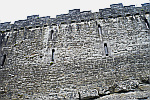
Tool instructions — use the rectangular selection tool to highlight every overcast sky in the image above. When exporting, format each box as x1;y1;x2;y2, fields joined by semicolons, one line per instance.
0;0;149;23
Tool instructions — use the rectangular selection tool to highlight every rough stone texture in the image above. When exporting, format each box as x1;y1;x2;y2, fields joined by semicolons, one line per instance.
95;91;150;100
0;3;150;100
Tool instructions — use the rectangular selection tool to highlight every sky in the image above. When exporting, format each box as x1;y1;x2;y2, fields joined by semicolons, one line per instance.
0;0;149;23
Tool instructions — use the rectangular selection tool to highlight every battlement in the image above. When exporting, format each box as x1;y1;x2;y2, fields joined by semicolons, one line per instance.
0;3;149;32
0;3;150;100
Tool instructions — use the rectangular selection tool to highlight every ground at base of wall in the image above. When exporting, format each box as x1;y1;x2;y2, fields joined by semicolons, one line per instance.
0;82;149;100
95;89;150;100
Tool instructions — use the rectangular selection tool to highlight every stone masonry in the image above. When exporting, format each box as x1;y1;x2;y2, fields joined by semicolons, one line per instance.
0;3;150;100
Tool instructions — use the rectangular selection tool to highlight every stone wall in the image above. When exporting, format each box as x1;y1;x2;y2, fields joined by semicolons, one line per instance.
0;13;149;99
0;3;150;100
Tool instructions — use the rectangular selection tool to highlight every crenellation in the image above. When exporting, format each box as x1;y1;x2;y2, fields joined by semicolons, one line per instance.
0;22;11;32
0;3;149;32
141;3;150;12
0;3;150;100
124;5;135;16
69;9;80;16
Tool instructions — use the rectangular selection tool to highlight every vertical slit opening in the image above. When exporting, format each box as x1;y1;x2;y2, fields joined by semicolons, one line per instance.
144;18;149;29
1;54;6;66
5;36;9;45
52;49;55;61
7;36;9;39
98;24;102;35
104;43;108;56
51;30;54;39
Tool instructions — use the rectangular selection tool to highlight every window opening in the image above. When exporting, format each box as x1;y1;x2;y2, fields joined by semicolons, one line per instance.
5;36;9;45
52;49;55;61
1;54;6;66
51;30;54;39
98;24;102;35
104;43;108;56
144;18;149;29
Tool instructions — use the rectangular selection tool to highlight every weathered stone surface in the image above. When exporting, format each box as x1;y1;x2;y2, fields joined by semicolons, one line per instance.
140;76;150;84
95;91;150;100
0;3;150;100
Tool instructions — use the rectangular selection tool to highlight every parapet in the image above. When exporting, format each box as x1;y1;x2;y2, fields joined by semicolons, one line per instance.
69;9;80;16
0;3;149;32
141;3;150;12
0;22;11;32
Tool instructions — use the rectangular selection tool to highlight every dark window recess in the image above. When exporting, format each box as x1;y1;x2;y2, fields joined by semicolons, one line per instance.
98;24;102;35
1;54;6;66
7;36;9;40
52;49;55;61
104;43;108;56
51;30;54;39
5;36;9;45
95;21;98;26
144;18;149;29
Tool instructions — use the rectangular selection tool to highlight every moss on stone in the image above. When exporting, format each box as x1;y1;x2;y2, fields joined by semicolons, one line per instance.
14;44;18;47
50;62;53;66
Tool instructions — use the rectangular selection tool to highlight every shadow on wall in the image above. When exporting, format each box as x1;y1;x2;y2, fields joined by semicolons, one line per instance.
0;54;6;66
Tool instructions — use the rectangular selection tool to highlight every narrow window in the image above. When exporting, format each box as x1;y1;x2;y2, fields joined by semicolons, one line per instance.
104;43;108;56
1;54;6;66
51;30;54;39
98;24;102;35
144;18;149;29
5;36;9;45
52;49;55;61
7;36;9;40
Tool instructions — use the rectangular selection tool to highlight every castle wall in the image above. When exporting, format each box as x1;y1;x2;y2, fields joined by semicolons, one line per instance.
0;13;149;99
0;3;149;99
